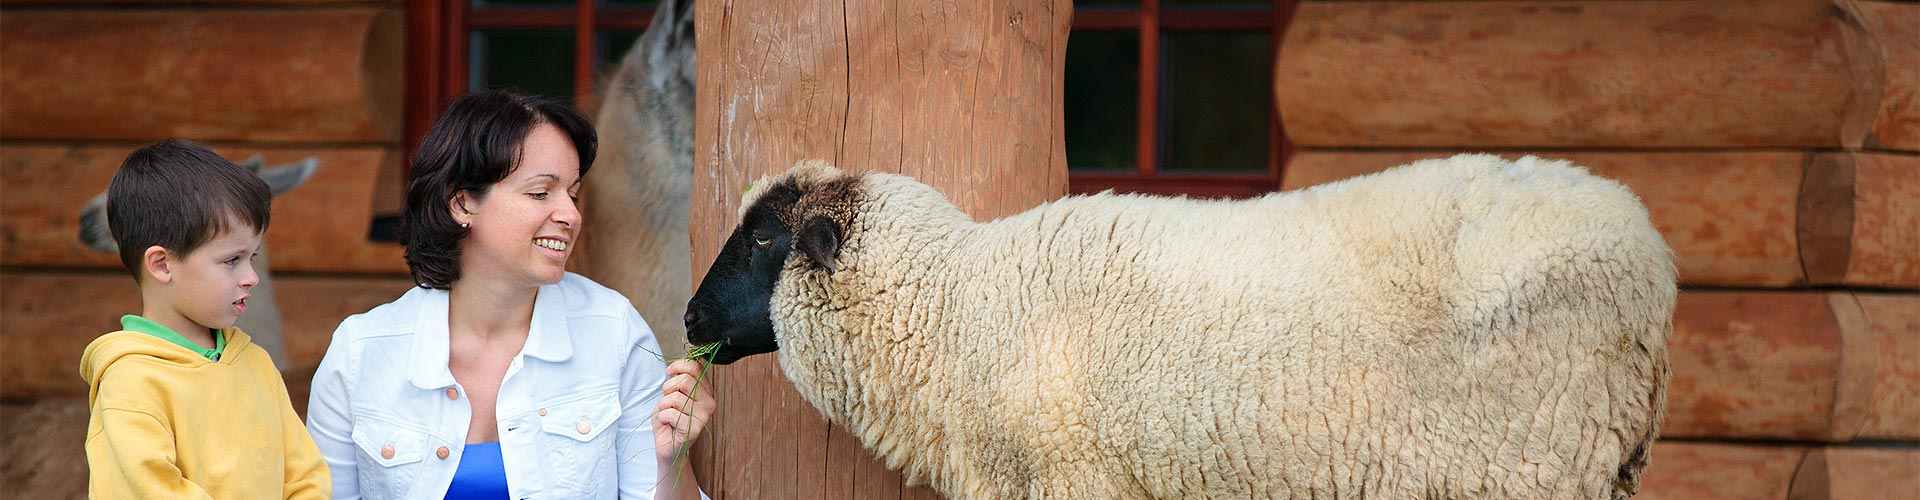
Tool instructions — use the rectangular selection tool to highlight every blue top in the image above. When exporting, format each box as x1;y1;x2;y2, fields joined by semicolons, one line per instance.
445;442;509;500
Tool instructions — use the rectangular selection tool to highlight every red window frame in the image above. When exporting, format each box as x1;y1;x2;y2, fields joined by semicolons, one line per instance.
405;0;1295;198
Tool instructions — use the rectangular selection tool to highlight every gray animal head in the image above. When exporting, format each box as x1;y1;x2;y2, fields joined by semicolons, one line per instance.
78;155;319;253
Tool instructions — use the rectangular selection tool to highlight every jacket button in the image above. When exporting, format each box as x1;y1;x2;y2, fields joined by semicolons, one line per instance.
436;446;451;460
380;444;395;460
445;388;458;400
576;419;591;435
538;408;548;416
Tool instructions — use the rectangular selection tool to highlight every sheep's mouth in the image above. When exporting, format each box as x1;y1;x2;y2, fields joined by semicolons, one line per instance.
697;332;777;365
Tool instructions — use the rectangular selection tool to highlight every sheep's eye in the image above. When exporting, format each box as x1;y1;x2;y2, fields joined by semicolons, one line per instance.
753;235;773;247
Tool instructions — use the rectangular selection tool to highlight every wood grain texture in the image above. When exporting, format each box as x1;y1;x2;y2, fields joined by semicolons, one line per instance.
1852;293;1920;440
0;144;408;274
690;0;1072;497
1850;1;1920;152
1635;442;1805;500
1800;153;1857;285
1841;153;1920;288
1274;1;1864;148
1662;291;1920;441
0;8;402;142
1665;292;1845;440
0;271;413;399
1283;151;1807;286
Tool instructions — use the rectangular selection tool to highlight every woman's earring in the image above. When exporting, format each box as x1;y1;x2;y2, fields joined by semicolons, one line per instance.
461;222;470;228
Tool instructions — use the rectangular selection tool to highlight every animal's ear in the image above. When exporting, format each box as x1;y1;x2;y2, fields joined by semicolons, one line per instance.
258;157;319;197
796;215;842;274
237;154;266;174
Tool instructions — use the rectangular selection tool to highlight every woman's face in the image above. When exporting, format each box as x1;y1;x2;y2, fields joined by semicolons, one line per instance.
454;122;583;288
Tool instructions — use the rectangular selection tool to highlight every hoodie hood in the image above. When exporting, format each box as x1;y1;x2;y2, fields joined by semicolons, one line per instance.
80;328;254;402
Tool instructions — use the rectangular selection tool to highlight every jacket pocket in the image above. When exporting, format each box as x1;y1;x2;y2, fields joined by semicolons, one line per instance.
538;389;623;495
351;416;433;499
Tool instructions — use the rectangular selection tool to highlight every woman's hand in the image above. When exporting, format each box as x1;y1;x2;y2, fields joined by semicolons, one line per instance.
653;359;715;465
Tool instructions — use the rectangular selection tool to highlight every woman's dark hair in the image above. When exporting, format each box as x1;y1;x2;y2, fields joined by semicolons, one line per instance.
402;89;597;289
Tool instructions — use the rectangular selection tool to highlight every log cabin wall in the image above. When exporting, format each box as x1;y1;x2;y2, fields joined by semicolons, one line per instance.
0;1;416;496
1274;1;1918;499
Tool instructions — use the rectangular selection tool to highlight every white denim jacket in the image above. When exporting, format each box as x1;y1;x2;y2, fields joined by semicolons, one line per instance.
306;273;692;499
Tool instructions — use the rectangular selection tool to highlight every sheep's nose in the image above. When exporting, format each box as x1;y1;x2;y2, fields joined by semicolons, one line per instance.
683;309;702;329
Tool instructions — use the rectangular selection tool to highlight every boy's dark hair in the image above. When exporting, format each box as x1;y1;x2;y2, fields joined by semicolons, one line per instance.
402;89;597;289
106;139;272;280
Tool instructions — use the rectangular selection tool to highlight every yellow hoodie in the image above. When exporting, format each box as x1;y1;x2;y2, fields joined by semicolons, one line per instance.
80;325;329;499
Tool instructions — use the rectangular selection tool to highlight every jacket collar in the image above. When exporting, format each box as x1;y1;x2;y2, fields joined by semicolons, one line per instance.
408;283;574;390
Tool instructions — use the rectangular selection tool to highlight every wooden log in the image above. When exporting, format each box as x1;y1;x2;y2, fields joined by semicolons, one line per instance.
1283;152;1806;286
1274;1;1864;148
1663;291;1920;441
0;398;90;500
0;271;413;399
1800;153;1858;286
1639;443;1920;500
1635;442;1805;500
1789;447;1920;500
1837;153;1920;288
688;0;1072;497
1666;291;1844;441
0;144;409;274
0;8;402;143
1852;293;1920;440
1850;1;1920;152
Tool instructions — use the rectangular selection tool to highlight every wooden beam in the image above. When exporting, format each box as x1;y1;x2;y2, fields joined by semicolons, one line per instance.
1790;447;1920;500
1850;1;1920;152
690;0;1072;496
1838;153;1920;288
1637;443;1920;500
0;144;410;274
0;271;414;399
1635;442;1804;500
1850;293;1920;440
1655;291;1920;442
0;8;403;143
1274;1;1866;148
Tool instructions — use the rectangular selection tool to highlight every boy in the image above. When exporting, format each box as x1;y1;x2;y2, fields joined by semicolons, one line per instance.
79;139;329;499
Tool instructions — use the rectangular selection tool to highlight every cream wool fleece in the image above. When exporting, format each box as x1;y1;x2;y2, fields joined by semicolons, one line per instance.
749;154;1676;499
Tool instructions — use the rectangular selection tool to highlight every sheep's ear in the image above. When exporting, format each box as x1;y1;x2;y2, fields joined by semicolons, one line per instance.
796;215;841;274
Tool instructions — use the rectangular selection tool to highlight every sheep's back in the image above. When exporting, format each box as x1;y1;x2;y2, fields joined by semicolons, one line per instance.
971;154;1673;499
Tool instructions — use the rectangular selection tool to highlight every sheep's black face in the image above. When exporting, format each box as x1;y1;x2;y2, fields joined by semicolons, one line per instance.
685;198;789;364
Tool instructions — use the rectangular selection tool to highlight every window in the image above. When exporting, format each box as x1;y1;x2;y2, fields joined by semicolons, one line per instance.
406;0;1296;199
1067;0;1297;198
405;0;657;156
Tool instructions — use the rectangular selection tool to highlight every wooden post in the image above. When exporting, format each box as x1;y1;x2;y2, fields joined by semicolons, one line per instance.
687;0;1071;497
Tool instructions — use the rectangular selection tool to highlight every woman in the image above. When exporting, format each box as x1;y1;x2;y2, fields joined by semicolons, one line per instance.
306;90;714;499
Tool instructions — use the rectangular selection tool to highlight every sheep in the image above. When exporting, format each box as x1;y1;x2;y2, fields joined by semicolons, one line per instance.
580;0;697;358
79;154;318;369
683;154;1677;500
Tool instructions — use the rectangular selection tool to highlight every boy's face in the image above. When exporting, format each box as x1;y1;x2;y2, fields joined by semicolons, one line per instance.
151;219;262;331
454;123;582;288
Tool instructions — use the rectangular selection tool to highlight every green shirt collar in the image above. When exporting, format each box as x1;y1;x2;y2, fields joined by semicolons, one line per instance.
120;315;224;361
